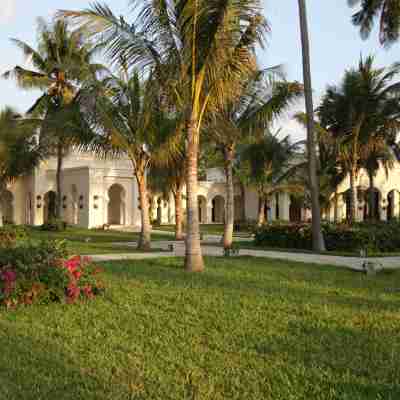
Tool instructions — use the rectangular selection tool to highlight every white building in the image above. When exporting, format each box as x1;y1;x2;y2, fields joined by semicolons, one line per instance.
7;151;399;228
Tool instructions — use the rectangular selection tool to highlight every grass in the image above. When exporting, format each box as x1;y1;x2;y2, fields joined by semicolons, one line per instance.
154;224;252;237
26;227;171;255
1;257;400;399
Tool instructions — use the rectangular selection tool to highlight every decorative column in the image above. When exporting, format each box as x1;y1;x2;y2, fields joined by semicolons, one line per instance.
393;191;400;218
336;194;346;222
380;193;388;222
207;202;213;224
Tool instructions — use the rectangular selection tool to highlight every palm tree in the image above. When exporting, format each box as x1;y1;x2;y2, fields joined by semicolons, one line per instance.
3;18;103;219
59;0;268;272
238;133;302;226
318;56;400;223
0;107;43;226
149;149;186;241
79;66;177;250
297;0;326;251
207;69;303;249
348;0;400;46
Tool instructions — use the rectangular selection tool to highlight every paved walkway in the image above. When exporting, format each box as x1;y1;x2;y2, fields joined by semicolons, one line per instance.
91;240;400;271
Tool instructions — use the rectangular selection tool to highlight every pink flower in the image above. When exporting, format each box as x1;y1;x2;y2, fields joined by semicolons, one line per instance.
1;270;17;283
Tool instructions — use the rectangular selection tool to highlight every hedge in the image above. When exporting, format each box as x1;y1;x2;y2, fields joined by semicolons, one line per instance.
254;221;400;253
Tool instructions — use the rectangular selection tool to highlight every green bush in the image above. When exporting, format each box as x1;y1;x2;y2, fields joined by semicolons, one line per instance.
254;220;400;253
0;240;103;308
41;218;67;232
0;225;28;248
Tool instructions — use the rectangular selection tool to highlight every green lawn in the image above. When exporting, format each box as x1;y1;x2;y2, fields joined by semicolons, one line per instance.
26;227;171;255
154;224;252;237
1;257;399;399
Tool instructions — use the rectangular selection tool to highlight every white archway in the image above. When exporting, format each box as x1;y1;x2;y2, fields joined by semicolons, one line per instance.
107;184;126;225
43;191;57;223
212;195;225;223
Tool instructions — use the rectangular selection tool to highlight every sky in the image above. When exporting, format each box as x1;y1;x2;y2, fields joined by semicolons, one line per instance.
0;0;399;140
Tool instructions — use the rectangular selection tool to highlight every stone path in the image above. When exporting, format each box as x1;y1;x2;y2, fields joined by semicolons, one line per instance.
91;240;400;271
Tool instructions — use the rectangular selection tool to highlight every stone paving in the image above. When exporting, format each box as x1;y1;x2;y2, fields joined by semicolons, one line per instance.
92;239;400;271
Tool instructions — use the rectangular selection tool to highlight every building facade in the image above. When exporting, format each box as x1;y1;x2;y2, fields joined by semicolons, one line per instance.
8;151;399;229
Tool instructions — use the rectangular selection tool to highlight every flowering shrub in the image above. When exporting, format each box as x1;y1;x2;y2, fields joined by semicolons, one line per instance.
0;240;103;308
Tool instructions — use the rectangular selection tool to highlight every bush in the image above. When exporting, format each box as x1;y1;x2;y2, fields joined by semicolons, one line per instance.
0;240;103;308
254;220;400;253
234;220;257;233
0;225;28;248
41;218;67;232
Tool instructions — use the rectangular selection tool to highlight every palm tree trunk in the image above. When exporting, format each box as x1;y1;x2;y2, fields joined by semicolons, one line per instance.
55;140;64;220
349;165;358;223
184;117;204;272
0;192;3;228
257;197;266;227
174;186;184;241
240;182;246;220
136;170;151;251
298;0;326;251
223;146;235;249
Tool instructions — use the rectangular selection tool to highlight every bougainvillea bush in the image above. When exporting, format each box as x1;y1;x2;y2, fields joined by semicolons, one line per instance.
0;240;103;308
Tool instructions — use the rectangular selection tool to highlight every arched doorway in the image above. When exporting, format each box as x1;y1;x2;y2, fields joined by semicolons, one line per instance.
1;190;14;224
234;196;244;222
212;196;225;223
364;188;381;221
289;196;303;223
43;191;57;223
198;195;207;223
108;184;126;225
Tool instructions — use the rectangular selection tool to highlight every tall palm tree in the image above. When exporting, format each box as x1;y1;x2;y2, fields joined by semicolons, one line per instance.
3;18;103;219
348;0;400;46
59;0;267;272
318;56;400;223
0;107;43;227
79;66;178;250
207;69;303;249
297;0;326;251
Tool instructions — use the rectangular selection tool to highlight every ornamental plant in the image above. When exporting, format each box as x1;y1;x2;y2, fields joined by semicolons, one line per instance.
0;240;103;308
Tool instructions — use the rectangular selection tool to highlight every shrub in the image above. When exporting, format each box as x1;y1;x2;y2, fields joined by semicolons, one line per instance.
0;240;103;308
0;225;28;248
41;218;67;232
254;221;400;253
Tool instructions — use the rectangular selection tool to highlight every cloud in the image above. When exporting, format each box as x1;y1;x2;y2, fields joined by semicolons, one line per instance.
0;0;15;22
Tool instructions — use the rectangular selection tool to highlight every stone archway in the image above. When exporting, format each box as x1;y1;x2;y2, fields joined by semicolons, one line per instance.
364;188;381;221
1;190;14;224
289;196;303;223
212;195;225;223
43;191;57;223
234;196;244;222
198;195;207;224
107;184;126;225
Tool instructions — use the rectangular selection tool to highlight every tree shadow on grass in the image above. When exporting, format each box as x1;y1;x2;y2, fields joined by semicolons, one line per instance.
0;322;110;400
252;323;400;399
